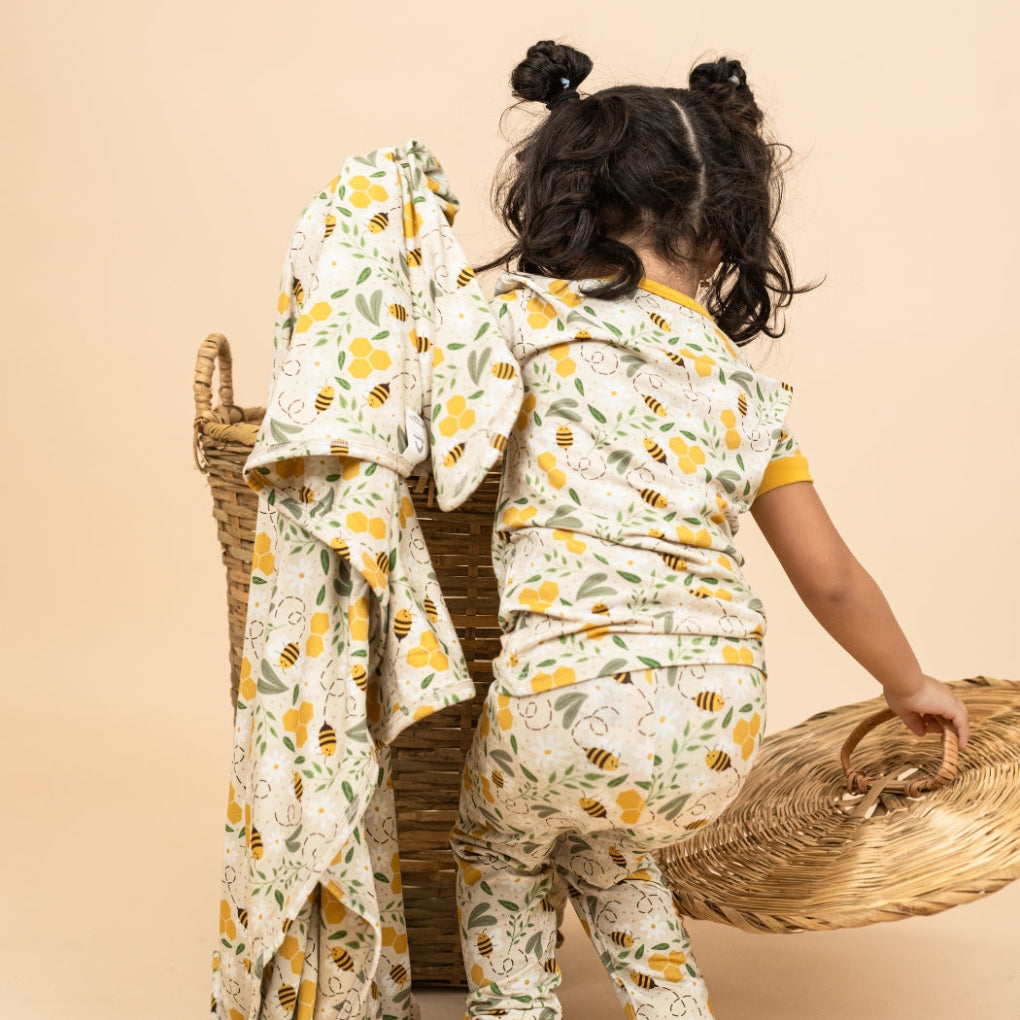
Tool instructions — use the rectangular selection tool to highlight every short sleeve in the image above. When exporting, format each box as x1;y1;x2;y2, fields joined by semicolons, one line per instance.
756;433;813;499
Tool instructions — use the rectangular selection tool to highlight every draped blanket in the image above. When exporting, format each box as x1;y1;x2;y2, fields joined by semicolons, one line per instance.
211;140;523;1020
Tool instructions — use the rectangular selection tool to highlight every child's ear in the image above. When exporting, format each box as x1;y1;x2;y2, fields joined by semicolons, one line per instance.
702;237;724;277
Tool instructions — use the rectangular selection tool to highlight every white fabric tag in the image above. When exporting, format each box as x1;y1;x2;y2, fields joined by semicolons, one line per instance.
405;409;428;463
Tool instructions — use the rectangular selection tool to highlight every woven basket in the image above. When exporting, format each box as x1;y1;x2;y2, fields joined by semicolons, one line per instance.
194;332;563;986
657;675;1020;934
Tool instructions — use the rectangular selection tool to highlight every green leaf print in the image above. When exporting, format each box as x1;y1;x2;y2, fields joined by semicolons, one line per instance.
284;824;303;852
587;404;607;423
547;398;582;422
258;661;287;695
662;793;692;820
721;707;734;728
576;573;616;600
269;419;301;444
275;890;284;909
568;488;581;505
475;320;490;340
467;346;491;384
468;904;499;928
607;449;633;473
553;691;588;728
617;570;641;584
545;505;583;529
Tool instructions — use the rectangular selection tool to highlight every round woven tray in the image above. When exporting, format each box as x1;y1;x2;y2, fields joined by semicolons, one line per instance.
194;332;564;986
657;676;1020;934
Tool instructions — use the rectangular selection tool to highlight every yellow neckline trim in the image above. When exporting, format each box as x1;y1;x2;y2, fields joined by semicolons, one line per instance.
636;279;714;321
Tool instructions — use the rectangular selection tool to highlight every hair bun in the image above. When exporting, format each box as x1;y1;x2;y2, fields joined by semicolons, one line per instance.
510;40;593;106
689;57;762;131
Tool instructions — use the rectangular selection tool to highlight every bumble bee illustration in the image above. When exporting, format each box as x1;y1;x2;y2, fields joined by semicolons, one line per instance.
705;749;732;772
492;768;504;788
279;642;300;669
544;958;561;975
491;361;518;380
556;425;573;448
375;551;390;574
330;536;350;561
330;439;349;456
665;350;685;367
315;386;335;412
607;846;627;868
298;486;315;503
318;722;336;756
456;266;476;287
411;330;431;353
443;443;465;467
632;972;657;991
585;747;620;771
393;608;412;639
423;596;438;624
610;930;634;947
368;212;389;233
612;671;632;684
648;312;671;331
575;329;591;339
695;691;725;712
643;438;666;463
540;896;557;912
278;986;297;1011
249;826;263;859
579;797;607;818
406;248;423;267
367;383;391;408
292;771;303;800
685;818;712;830
237;907;248;928
639;488;667;509
737;393;748;416
351;664;367;692
292;277;304;306
642;394;667;417
330;946;355;971
491;433;508;453
388;303;409;322
781;381;793;392
390;964;409;985
323;214;336;239
659;552;688;571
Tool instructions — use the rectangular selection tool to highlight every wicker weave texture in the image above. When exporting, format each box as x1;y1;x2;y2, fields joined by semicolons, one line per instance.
658;676;1020;934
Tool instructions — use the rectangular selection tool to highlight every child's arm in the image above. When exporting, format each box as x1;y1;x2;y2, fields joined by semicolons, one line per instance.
750;481;970;748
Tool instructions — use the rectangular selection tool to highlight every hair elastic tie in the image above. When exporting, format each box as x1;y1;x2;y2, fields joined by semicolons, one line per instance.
546;81;579;110
728;74;741;85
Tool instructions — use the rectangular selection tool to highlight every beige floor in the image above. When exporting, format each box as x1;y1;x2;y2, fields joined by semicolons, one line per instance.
3;692;1018;1020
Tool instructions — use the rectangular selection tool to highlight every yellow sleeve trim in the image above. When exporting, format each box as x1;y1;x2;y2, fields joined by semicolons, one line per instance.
757;453;813;498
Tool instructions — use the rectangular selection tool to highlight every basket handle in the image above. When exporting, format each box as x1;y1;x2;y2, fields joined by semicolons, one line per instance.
840;708;960;797
193;332;243;472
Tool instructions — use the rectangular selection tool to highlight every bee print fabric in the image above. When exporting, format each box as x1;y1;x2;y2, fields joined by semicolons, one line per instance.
488;273;811;697
451;663;767;1019
211;141;523;1020
247;137;522;510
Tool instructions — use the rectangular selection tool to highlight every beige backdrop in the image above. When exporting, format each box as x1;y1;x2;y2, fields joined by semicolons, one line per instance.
3;1;1018;1017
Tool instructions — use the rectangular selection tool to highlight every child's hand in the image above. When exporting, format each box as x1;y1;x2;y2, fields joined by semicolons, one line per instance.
883;674;970;750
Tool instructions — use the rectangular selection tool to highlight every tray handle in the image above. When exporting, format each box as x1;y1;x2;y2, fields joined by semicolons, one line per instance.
840;708;960;797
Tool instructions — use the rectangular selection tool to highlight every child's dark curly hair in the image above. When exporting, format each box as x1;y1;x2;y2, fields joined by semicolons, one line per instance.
478;40;816;345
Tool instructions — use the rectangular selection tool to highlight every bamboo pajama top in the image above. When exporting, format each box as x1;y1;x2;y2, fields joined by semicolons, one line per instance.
489;272;812;696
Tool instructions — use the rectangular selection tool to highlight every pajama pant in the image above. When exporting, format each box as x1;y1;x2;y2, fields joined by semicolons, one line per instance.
449;664;767;1020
